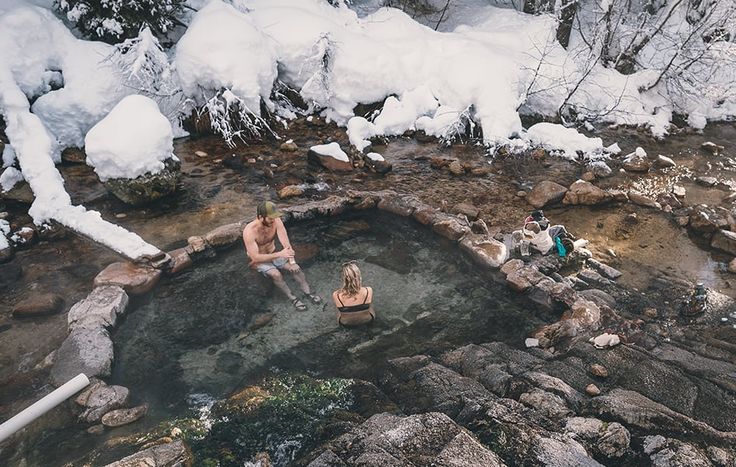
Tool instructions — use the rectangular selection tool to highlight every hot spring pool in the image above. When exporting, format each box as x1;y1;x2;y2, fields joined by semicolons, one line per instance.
110;212;546;416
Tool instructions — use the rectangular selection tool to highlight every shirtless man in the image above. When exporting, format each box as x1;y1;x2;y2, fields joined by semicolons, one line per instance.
243;201;321;311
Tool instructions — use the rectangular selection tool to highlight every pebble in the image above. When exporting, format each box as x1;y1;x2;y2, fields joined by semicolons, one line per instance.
672;185;686;197
590;364;609;378
516;191;526;197
115;213;127;219
585;384;601;396
194;151;208;158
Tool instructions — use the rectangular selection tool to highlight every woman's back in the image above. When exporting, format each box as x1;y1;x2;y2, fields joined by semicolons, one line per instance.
333;286;374;326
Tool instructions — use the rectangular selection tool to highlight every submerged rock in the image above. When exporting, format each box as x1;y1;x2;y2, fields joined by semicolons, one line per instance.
101;404;147;427
12;292;64;318
75;380;129;424
102;439;190;467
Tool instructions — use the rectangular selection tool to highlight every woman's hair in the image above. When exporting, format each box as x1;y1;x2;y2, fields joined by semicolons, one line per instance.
340;261;362;296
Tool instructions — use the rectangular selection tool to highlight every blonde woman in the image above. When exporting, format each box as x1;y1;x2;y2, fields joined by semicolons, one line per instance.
332;261;375;326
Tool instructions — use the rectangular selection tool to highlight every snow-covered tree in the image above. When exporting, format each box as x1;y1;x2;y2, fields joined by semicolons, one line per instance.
109;27;187;127
56;0;186;43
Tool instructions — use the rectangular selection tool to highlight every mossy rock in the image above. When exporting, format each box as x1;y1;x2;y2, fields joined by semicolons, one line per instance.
104;157;181;206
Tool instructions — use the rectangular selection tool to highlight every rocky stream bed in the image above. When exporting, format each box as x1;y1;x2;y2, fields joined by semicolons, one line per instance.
1;119;736;466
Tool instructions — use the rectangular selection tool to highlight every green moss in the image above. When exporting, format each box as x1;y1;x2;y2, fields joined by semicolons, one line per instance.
189;374;355;466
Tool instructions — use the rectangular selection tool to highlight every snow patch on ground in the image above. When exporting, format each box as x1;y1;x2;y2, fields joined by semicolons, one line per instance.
309;142;349;162
525;123;604;160
85;95;174;181
0;219;10;251
0;166;24;192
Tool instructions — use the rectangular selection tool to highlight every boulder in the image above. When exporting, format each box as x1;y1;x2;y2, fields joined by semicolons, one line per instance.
377;196;417;217
689;209;720;234
67;286;128;331
588;161;612;178
459;234;508;269
654;155;676;168
563;180;613;205
75;381;130;424
307;143;353;172
650;440;712;467
50;327;114;386
628;192;661;209
103;439;190;467
432;215;470;242
204;222;243;248
697;176;718;187
101;404;148;427
103;157;181;206
308;412;504;467
12;293;64;318
711;229;736;255
586;259;622;280
527;181;568;208
187;235;207;253
451;202;480;221
166;247;192;275
278;185;304;199
597;422;630;458
623;148;651;172
279;141;298;152
701;141;724;155
94;262;161;295
519;389;572;420
61;147;87;164
448;160;465;175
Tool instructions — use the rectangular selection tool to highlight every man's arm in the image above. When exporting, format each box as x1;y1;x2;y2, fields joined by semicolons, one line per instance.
243;226;289;263
275;218;293;252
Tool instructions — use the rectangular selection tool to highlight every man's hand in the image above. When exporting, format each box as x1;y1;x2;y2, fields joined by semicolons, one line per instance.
279;246;295;259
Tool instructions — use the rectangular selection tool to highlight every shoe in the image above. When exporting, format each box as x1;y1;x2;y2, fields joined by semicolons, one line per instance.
304;292;322;305
291;298;307;311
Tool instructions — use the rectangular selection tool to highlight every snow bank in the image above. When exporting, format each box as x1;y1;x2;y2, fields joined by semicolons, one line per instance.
85;95;174;181
0;2;161;260
174;0;278;114
0;166;24;192
526;123;604;160
0;219;9;251
309;142;349;162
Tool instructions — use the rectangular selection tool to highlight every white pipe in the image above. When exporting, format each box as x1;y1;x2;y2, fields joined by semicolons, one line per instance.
0;373;90;443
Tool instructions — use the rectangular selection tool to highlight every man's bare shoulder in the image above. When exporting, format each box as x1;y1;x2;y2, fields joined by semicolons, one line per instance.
243;220;259;236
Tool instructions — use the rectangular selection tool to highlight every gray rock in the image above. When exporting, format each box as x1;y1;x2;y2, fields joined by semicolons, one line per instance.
577;269;610;286
75;381;129;424
459;234;508;269
643;435;668;454
103;439;190;467
101;404;147;427
711;229;736;255
50;327;114;386
586;259;622;280
577;289;616;308
628;192;661;209
204;222;243;248
706;446;734;467
519;389;572;420
431;214;470;242
527;181;568;209
565;417;604;440
596;422;630;458
650;440;711;467
68;286;128;331
696;176;718;187
309;412;504;467
104;157;181;206
531;436;603;467
563;180;613;206
588;161;612;178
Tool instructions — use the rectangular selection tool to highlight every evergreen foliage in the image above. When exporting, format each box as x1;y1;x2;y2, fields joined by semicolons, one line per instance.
56;0;185;43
